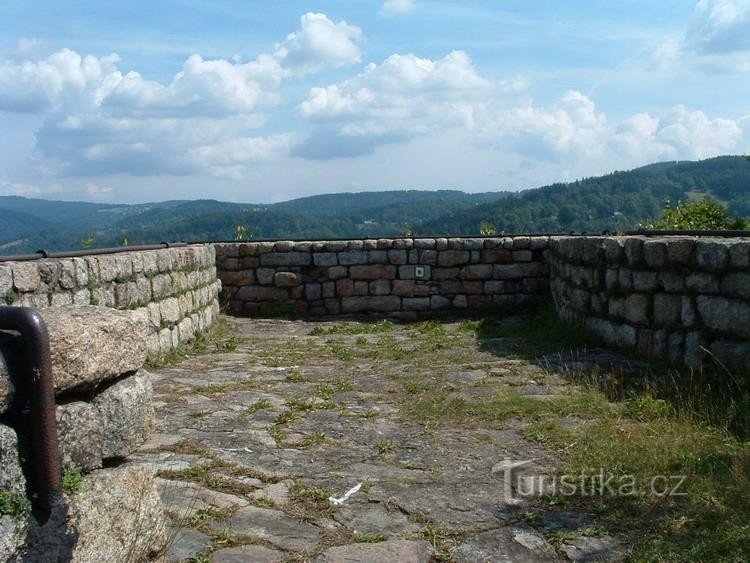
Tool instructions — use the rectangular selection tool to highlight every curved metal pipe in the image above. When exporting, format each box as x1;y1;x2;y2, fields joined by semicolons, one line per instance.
0;306;62;523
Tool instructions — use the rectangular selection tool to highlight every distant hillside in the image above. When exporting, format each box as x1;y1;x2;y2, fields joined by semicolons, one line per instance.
0;156;747;254
417;156;750;235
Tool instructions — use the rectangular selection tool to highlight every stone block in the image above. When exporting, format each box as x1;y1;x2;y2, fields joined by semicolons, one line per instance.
354;281;369;296
493;262;545;279
438;250;470;267
260;252;311;267
602;238;624;261
432;268;459;280
338;251;368;266
605;268;618;291
93;371;154;459
0;424;25;496
274;272;301;287
632;271;658;292
219;270;255;287
481;249;513;264
462;281;483;294
313;253;338;266
430;295;451;310
618;268;632;290
418;250;438;265
49;464;167;562
721;272;750;300
324;241;348;252
624;294;649;324
350;265;397;280
160;297;181;324
57;401;103;472
512;250;532;262
653;293;681;327
453;295;468;308
256;268;275;285
729;241;750;268
236;286;288;301
710;340;750;372
484;281;505;294
403;297;430;311
667;238;694;266
388;250;408;265
658;271;684;292
274;241;295;252
341;296;401;313
0;266;13;297
368;251;389;264
392;280;415;297
624;238;644;266
11;262;40;292
24;307;149;394
327;266;347;280
685;272;719;293
305;283;322;300
369;280;391;296
461;265;492;280
684;332;705;369
681;296;696;327
697;296;750;338
414;239;436;249
695;240;729;271
151;274;172;299
523;278;549;294
336;279;354;297
643;240;668;268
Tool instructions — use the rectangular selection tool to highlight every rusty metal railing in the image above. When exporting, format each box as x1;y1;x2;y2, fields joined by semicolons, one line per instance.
0;241;188;263
0;306;62;523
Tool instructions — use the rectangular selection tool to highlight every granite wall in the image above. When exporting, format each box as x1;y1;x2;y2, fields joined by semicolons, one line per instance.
550;236;750;371
0;306;166;561
216;237;551;319
0;245;221;357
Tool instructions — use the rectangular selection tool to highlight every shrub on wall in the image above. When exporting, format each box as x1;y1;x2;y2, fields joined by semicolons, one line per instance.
646;199;748;230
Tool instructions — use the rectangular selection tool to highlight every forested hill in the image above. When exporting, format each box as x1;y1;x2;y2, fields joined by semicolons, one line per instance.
417;156;750;235
0;156;748;254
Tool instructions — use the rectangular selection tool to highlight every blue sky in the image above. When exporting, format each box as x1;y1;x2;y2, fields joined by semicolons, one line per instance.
1;0;749;203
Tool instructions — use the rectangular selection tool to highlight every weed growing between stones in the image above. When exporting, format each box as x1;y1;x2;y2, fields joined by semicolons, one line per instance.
309;320;395;336
146;316;246;368
0;491;30;518
61;470;84;494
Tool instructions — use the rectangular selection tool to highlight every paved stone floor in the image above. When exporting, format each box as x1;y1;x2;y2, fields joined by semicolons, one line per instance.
132;316;633;562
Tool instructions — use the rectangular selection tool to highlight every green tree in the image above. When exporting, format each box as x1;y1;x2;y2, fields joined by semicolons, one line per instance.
479;221;497;235
80;231;96;249
647;199;748;230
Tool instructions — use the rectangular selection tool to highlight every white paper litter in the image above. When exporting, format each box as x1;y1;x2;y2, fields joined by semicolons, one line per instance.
328;482;362;506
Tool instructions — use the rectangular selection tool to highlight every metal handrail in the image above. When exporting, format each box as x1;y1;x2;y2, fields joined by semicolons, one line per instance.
0;241;188;263
0;306;62;523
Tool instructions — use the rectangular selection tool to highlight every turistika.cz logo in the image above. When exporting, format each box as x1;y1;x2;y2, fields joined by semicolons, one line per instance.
492;458;687;504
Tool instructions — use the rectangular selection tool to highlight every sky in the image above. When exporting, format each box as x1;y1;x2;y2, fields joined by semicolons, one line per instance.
0;0;749;204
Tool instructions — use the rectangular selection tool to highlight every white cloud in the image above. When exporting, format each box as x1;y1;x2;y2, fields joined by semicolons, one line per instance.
273;12;362;74
0;181;62;197
485;92;742;167
0;13;364;179
298;49;744;167
654;0;750;72
297;50;495;157
381;0;415;16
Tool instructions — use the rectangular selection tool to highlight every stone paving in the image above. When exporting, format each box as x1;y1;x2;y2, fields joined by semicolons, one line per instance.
132;316;632;562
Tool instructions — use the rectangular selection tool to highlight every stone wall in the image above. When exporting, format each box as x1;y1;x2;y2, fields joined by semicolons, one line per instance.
0;306;166;560
0;245;221;356
216;237;551;318
550;236;750;371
